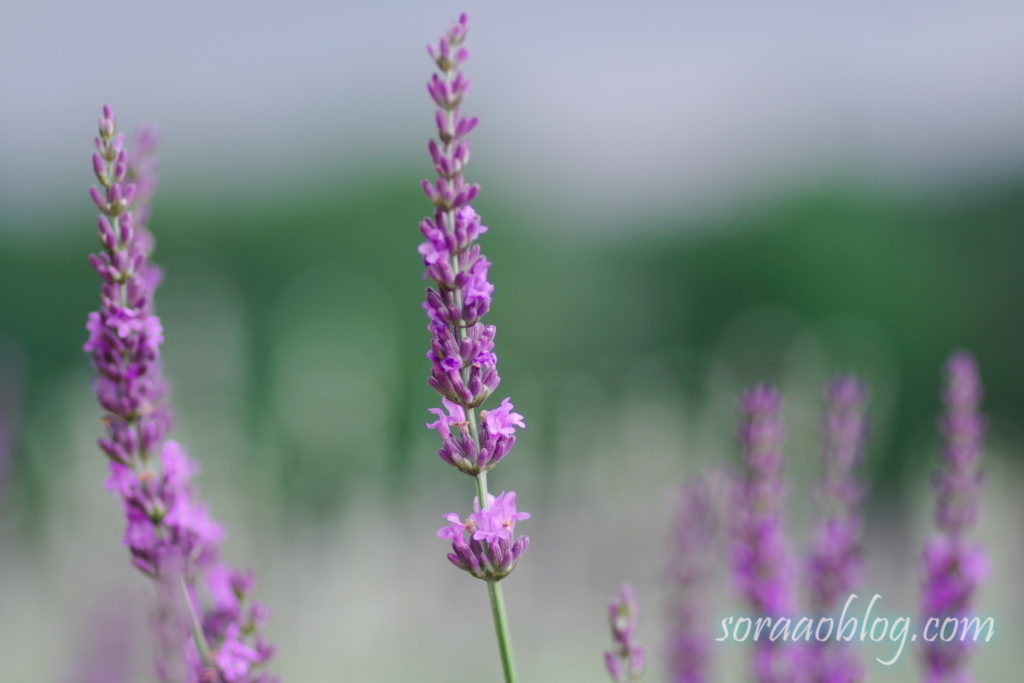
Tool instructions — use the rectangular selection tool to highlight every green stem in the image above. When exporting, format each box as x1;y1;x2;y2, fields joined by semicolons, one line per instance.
476;472;519;682
474;469;489;503
180;576;215;667
487;579;519;683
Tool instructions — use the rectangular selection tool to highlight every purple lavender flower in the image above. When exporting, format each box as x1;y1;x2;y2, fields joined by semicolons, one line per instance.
921;352;988;682
419;15;526;681
437;491;531;580
66;593;138;683
427;395;525;474
733;385;796;683
128;127;160;234
665;477;721;683
86;105;277;683
605;583;647;682
805;375;868;683
155;567;193;683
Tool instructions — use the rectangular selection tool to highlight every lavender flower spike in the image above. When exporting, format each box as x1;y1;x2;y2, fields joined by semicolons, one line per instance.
420;14;527;682
806;375;868;683
86;105;277;683
733;385;796;683
921;352;988;682
666;477;720;683
605;583;647;682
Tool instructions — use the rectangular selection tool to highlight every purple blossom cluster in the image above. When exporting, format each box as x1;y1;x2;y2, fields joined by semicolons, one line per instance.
605;583;647;682
805;375;868;683
86;105;276;683
419;14;530;579
428;396;524;474
733;385;796;683
921;352;988;682
438;491;531;580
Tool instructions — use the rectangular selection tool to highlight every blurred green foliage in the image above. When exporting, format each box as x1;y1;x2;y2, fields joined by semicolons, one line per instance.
1;174;1021;524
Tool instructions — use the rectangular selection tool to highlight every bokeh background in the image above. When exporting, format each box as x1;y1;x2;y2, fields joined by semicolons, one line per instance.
1;1;1022;681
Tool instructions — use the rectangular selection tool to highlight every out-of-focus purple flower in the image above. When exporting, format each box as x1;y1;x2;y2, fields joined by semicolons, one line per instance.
934;353;985;534
66;591;139;683
734;386;793;615
86;105;277;683
605;583;646;682
438;492;530;580
805;375;868;683
128;127;160;233
153;569;191;683
216;625;266;683
666;475;725;683
921;352;988;682
732;385;796;683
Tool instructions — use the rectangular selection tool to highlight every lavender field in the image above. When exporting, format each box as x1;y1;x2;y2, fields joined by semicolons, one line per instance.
1;2;1023;682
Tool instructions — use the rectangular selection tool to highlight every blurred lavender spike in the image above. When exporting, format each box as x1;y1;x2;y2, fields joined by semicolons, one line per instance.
733;385;797;683
418;14;525;683
66;592;139;683
921;352;988;681
85;105;278;683
805;375;868;682
605;583;647;682
666;474;727;683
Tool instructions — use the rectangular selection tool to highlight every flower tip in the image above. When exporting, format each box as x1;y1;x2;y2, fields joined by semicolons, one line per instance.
828;372;867;404
741;383;782;414
947;349;979;378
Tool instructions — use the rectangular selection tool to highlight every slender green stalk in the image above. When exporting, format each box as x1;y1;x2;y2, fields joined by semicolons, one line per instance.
473;470;519;682
180;576;214;667
474;469;489;502
487;579;519;683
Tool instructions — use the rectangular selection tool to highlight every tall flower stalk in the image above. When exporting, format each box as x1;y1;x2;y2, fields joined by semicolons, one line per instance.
419;14;529;683
732;385;796;683
806;375;868;683
921;352;988;682
86;105;277;683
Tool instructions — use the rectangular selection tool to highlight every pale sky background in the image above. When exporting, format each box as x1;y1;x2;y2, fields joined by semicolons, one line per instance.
3;0;1024;231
